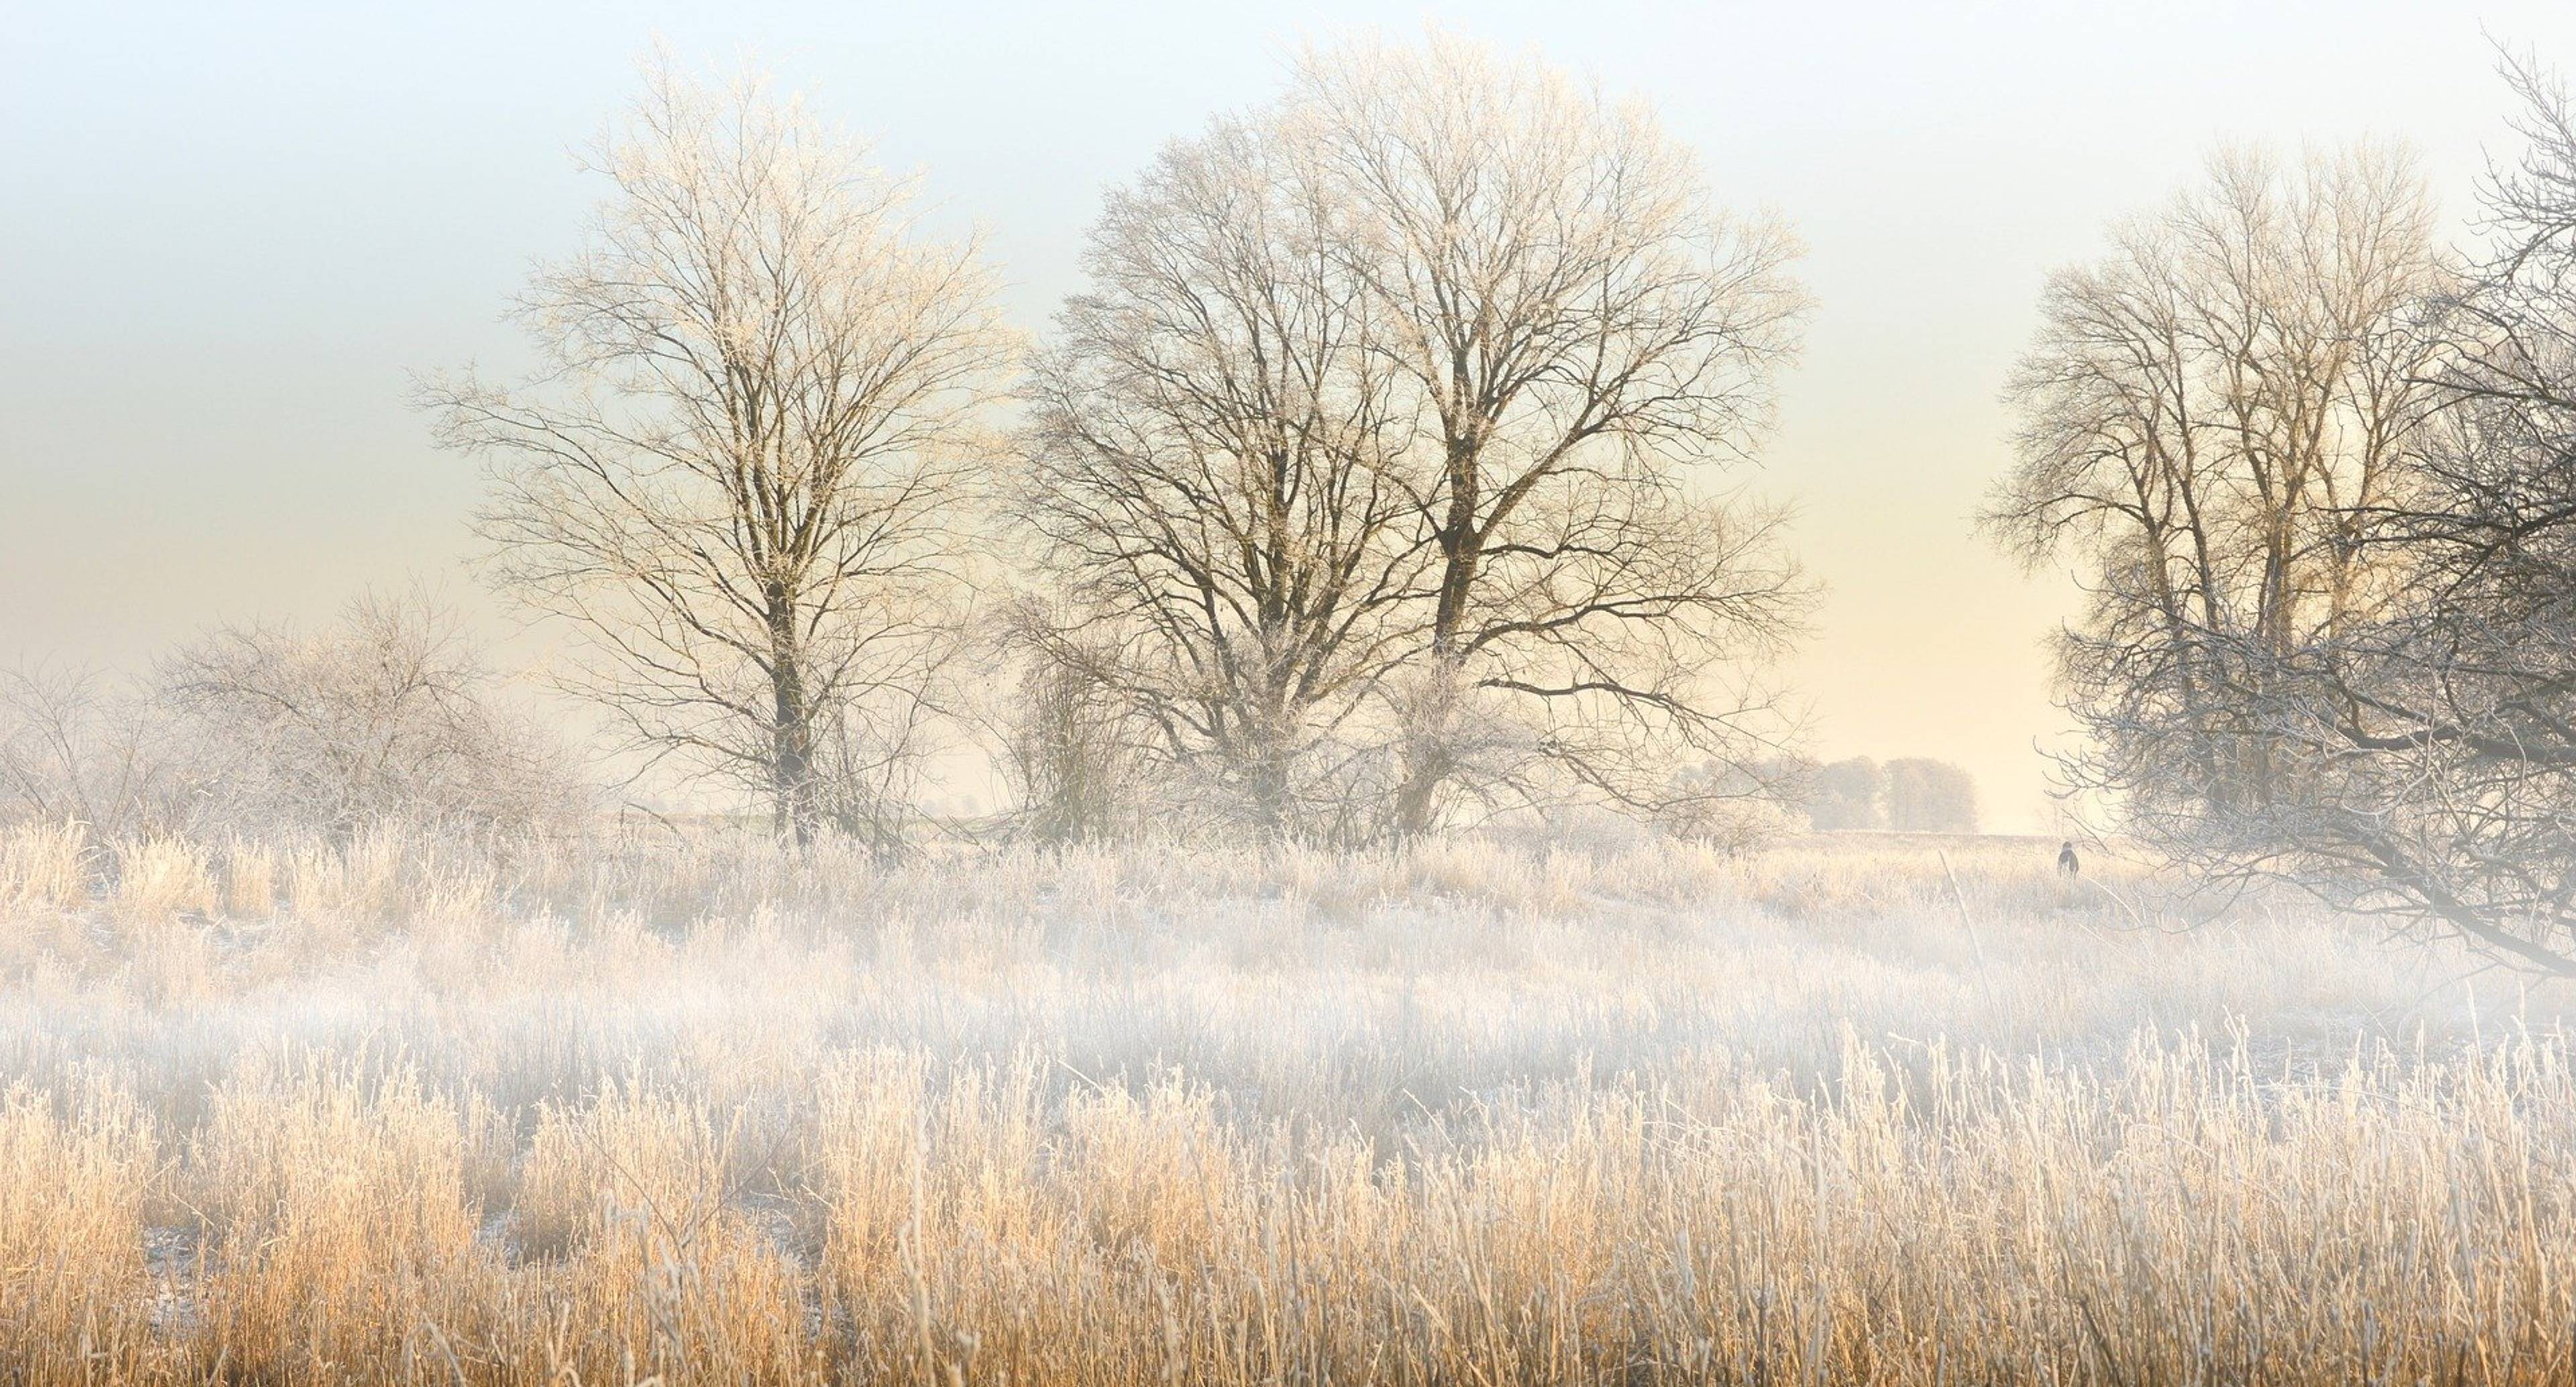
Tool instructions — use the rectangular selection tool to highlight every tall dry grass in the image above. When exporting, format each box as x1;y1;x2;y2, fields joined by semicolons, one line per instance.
0;817;89;912
0;822;2569;1382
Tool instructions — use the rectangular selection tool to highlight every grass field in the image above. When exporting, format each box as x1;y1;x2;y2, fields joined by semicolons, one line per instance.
3;822;2573;1384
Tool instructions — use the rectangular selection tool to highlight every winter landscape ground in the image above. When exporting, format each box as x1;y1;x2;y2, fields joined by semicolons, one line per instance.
4;824;2572;1384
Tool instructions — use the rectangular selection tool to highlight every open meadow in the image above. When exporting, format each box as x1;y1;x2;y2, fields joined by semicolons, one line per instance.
3;824;2572;1384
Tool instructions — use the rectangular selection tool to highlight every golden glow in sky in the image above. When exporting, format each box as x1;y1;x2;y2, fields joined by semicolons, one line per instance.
7;1;2573;829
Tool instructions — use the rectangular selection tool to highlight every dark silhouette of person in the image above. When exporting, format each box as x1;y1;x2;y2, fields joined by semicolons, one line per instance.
2057;840;2080;877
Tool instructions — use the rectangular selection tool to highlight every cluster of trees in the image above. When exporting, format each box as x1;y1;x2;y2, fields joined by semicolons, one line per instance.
420;38;1814;847
1992;54;2576;972
1799;757;1978;833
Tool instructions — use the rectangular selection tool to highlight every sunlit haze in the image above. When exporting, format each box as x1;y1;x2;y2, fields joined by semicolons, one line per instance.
9;1;2576;828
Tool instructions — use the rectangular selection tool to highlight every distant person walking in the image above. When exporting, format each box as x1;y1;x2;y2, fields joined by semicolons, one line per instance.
2057;840;2081;877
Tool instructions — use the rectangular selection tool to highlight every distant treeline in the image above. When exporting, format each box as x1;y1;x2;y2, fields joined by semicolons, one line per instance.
1796;757;1979;834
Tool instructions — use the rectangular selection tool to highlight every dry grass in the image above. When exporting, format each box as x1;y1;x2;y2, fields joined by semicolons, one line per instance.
0;818;90;913
1;824;2571;1383
111;836;217;925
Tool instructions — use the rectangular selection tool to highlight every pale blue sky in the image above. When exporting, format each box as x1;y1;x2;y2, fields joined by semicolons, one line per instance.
7;1;2575;827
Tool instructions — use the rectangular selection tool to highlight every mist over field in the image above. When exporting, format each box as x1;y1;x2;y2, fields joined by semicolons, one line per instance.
15;5;2576;1382
11;830;2576;1382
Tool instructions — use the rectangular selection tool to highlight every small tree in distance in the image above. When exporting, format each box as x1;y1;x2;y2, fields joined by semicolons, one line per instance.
1882;758;1978;833
1804;757;1884;830
156;594;586;842
1790;756;1979;833
2;595;584;844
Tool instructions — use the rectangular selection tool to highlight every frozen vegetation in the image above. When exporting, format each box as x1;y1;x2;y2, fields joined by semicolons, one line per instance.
2;824;2572;1382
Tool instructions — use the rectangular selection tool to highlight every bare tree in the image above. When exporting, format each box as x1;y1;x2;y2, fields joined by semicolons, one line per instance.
1774;755;1973;832
424;59;1012;844
1289;34;1812;834
2;598;580;846
2181;58;2576;975
155;594;586;842
1656;752;1808;850
1015;115;1429;838
0;663;184;837
988;606;1157;844
1988;144;2481;942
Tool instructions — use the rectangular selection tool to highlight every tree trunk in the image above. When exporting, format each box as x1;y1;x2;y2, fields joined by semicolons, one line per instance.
1389;659;1462;841
766;594;816;846
1395;456;1481;840
1390;757;1443;840
1246;751;1290;843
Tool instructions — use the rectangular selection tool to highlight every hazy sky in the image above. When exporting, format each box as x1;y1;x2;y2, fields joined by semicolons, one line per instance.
9;1;2576;829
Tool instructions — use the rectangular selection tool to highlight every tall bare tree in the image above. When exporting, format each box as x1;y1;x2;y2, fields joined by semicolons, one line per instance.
1992;148;2445;659
425;60;1012;843
2174;58;2576;975
1016;117;1429;838
1987;144;2481;940
1288;34;1812;834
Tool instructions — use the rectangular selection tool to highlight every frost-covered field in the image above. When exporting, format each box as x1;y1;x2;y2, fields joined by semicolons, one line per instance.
3;825;2573;1384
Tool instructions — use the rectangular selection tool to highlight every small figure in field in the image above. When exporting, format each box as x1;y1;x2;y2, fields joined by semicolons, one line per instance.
2057;840;2081;877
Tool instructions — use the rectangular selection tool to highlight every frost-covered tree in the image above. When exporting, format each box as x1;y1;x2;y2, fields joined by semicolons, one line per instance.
1983;137;2565;952
0;664;184;837
1988;143;2447;819
1016;115;1428;839
1289;35;1812;834
425;59;1012;844
154;596;586;842
1018;34;1812;841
